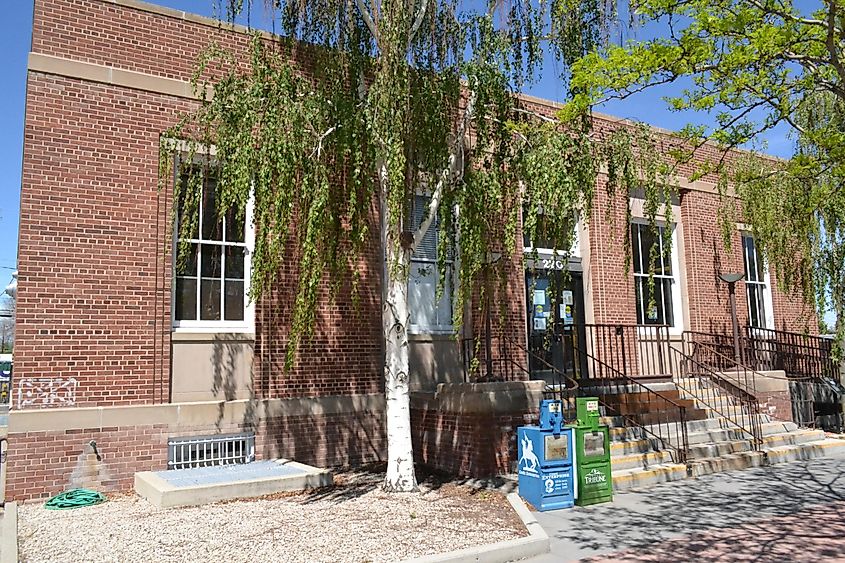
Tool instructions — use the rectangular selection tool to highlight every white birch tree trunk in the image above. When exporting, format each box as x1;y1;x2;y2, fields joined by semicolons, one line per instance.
377;89;474;492
380;163;419;493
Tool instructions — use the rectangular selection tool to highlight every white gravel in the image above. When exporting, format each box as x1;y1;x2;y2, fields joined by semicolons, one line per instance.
18;473;525;562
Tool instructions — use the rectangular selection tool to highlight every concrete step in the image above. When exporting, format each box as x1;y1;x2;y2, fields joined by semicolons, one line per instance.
611;450;676;471
610;426;645;442
764;438;845;464
637;418;793;447
687;429;825;459
612;436;845;491
689;437;845;477
610;439;654;455
640;413;772;435
612;463;689;491
599;416;628;428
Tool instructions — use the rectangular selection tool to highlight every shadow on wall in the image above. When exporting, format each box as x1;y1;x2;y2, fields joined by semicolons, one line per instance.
411;382;543;478
207;329;386;469
211;334;253;403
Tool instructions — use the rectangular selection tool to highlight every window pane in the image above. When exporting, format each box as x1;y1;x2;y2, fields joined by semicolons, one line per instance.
635;277;645;324
175;243;198;276
748;284;766;328
225;246;245;279
177;174;200;240
659;228;672;276
754;247;765;281
631;225;642;274
435;266;452;326
225;207;245;243
748;285;760;327
649;279;664;324
743;236;763;282
411;195;438;261
201;245;222;278
408;261;436;327
224;281;245;321
661;278;674;326
175;278;197;320
201;178;224;241
637;277;666;325
200;279;221;321
640;226;657;274
756;285;767;327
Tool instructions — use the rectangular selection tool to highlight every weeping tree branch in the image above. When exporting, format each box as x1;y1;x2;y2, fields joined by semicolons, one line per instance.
354;0;380;46
412;89;476;252
408;0;430;46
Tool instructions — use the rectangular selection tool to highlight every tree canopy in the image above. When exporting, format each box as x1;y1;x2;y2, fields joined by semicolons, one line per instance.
162;0;683;491
565;0;845;335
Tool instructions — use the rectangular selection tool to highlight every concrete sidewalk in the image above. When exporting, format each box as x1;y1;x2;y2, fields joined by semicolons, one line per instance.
528;451;845;562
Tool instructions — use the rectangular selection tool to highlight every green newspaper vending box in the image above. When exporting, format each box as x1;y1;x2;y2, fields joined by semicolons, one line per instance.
571;397;613;506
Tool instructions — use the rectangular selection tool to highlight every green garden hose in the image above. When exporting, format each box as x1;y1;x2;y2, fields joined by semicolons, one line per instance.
44;489;106;510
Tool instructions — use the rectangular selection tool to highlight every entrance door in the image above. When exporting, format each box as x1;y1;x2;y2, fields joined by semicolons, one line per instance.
526;269;586;383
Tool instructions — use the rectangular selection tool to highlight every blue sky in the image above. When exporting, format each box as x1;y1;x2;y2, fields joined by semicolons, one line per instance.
0;1;802;308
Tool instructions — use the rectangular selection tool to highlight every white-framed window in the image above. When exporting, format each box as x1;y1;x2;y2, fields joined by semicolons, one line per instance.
172;166;253;331
408;194;453;334
522;206;580;257
631;221;683;329
742;234;774;329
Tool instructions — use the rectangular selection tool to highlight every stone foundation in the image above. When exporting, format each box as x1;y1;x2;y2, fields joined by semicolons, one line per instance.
5;394;386;501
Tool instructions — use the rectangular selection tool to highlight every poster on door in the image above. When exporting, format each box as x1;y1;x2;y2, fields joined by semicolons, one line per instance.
561;290;574;325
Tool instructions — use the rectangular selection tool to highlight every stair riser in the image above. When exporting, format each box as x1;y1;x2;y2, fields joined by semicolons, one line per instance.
766;441;845;464
611;451;675;471
612;439;845;492
610;440;653;455
687;431;827;459
613;465;688;491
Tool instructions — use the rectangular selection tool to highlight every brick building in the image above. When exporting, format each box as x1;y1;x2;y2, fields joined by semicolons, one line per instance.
10;0;825;501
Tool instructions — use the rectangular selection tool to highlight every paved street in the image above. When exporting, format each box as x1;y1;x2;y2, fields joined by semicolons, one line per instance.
530;452;845;562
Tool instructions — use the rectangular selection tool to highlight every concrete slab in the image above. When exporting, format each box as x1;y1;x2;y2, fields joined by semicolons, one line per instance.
0;502;17;563
134;460;332;508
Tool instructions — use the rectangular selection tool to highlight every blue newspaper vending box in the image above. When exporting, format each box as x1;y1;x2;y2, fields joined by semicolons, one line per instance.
517;399;575;511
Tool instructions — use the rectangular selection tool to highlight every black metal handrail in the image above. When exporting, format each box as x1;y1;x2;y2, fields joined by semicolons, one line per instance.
744;326;837;380
682;332;762;393
669;345;763;448
685;327;837;382
569;337;690;465
581;323;763;452
462;331;690;463
684;328;844;429
463;334;581;416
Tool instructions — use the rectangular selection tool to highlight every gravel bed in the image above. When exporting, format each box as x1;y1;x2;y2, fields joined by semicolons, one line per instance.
18;471;526;562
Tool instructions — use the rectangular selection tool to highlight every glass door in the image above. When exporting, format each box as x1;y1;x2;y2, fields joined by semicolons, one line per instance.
526;269;585;382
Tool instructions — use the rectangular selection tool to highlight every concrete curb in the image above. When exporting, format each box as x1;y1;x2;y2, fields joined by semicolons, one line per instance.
1;502;18;563
402;493;550;563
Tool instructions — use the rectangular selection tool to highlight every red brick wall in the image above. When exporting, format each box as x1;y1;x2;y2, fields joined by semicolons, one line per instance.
411;407;537;477
5;410;385;501
31;0;252;82
680;189;747;334
16;71;187;407
587;178;638;326
18;0;384;407
757;390;794;423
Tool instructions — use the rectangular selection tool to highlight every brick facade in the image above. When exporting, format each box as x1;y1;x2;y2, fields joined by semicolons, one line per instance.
10;0;822;499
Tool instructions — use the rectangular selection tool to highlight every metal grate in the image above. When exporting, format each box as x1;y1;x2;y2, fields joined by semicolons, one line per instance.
167;432;255;470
